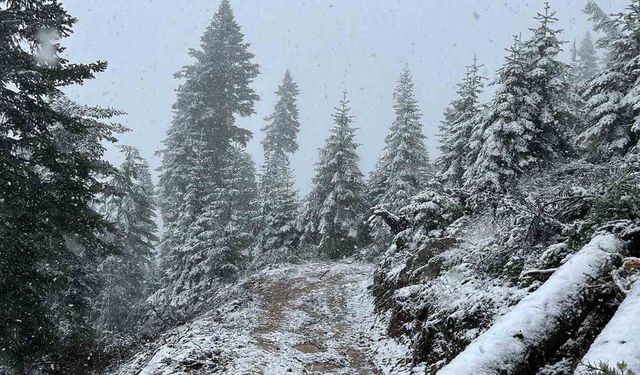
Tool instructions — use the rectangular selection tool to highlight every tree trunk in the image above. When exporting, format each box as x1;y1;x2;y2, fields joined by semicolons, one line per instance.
575;280;640;374
437;234;625;375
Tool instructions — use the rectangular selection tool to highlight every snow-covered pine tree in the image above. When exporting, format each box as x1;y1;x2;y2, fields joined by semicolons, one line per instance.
258;150;299;263
438;56;487;187
576;32;599;83
170;146;258;305
95;146;158;334
521;2;578;153
156;0;259;306
262;70;301;155
581;0;640;159
172;145;258;305
569;31;599;94
0;2;122;370
584;0;622;69
301;93;367;259
465;3;577;193
463;35;530;193
256;70;301;263
224;147;260;269
368;66;431;210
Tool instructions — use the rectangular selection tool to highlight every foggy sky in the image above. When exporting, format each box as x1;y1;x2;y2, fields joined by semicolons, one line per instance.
61;0;625;193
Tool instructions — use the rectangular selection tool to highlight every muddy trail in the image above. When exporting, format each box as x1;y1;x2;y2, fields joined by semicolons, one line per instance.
247;263;379;374
113;262;407;375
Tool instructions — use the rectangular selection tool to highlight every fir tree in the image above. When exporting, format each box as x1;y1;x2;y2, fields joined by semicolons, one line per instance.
262;70;301;155
438;56;487;187
170;146;258;304
0;1;120;367
464;35;530;192
95;146;158;334
522;3;578;150
584;1;622;68
466;3;577;192
157;0;259;306
301;93;367;258
581;0;640;159
257;71;301;263
576;32;599;82
368;66;431;211
258;150;300;262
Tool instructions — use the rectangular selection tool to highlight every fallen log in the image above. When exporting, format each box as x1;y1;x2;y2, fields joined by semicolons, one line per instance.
437;233;625;375
574;280;640;374
367;208;409;235
520;267;559;282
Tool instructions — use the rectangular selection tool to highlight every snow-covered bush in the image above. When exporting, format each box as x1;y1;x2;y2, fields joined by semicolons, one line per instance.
570;160;640;247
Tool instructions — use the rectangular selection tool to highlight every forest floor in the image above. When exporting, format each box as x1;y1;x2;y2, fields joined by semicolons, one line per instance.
112;261;411;374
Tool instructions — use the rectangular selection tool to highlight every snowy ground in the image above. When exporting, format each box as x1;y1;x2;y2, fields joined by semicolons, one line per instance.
110;261;412;374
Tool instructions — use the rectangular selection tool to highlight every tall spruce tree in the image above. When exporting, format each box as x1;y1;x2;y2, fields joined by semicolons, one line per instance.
576;32;599;82
438;56;487;187
584;0;622;69
301;93;366;258
258;150;299;262
0;1;121;369
177;146;258;300
258;71;301;262
95;146;158;334
521;2;578;154
465;3;576;192
368;66;431;211
157;0;259;306
581;0;640;159
464;35;530;192
262;70;301;154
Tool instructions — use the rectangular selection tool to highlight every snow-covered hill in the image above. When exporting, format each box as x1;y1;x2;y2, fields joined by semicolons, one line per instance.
109;262;410;374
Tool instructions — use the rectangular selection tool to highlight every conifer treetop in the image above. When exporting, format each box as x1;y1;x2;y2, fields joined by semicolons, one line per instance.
262;69;301;155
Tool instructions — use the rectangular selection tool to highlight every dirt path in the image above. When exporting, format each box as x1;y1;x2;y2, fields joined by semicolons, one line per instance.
245;262;380;374
113;262;407;375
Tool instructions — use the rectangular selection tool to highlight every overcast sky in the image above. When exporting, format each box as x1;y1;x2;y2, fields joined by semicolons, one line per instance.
60;0;625;193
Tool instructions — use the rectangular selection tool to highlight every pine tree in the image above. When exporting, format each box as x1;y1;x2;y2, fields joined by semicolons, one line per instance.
301;93;367;259
465;3;577;192
262;70;301;154
581;0;640;159
522;2;578;154
157;0;259;306
257;71;301;263
0;1;120;366
368;66;431;211
95;146;158;335
258;150;299;262
464;35;530;192
168;146;258;306
584;1;622;68
438;56;487;187
576;32;599;82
